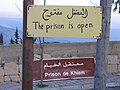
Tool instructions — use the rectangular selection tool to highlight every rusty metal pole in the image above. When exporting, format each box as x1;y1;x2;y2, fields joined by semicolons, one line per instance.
22;0;34;90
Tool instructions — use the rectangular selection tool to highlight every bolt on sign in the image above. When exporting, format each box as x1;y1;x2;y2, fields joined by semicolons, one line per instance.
27;5;102;38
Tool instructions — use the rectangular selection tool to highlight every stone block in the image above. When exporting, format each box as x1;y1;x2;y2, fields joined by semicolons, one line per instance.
4;62;19;75
10;75;20;82
34;54;51;61
108;64;118;73
0;68;4;76
3;56;19;64
5;76;11;82
108;55;118;64
43;54;51;59
0;76;4;82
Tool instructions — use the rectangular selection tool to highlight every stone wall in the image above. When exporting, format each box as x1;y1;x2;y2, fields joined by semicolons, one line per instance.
0;41;120;82
0;42;120;59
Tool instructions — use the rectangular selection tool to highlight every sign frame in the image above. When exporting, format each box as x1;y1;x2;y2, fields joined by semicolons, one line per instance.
27;5;102;38
33;57;95;81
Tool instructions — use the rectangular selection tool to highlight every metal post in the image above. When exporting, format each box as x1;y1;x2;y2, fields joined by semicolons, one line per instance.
39;0;46;86
43;0;46;43
94;0;112;90
39;37;44;86
22;0;34;90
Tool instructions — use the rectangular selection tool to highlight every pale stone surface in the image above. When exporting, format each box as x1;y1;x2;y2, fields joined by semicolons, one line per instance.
0;68;4;76
19;73;22;81
34;54;51;61
5;76;11;82
18;56;22;64
19;64;22;80
4;62;19;75
108;55;118;64
10;75;20;82
108;64;118;73
1;60;5;64
0;76;4;82
43;54;51;59
19;64;22;74
3;56;19;64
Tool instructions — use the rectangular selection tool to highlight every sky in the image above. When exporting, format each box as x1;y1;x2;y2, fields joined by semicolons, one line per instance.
0;0;119;28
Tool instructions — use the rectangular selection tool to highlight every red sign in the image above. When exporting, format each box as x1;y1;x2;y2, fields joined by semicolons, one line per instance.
33;57;95;81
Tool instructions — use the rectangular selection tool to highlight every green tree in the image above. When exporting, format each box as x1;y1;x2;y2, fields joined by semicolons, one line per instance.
9;27;21;45
10;38;15;44
14;27;19;44
0;33;3;45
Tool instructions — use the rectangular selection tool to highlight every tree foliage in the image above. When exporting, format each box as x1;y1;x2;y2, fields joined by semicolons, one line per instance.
0;33;3;45
10;38;15;44
113;0;120;13
15;27;19;44
9;27;22;44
